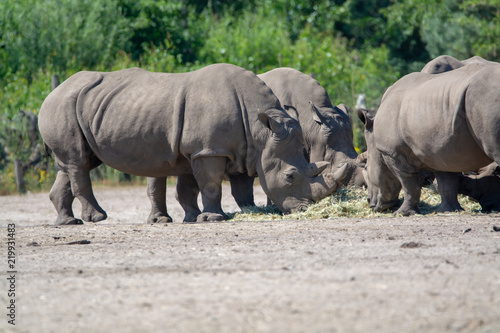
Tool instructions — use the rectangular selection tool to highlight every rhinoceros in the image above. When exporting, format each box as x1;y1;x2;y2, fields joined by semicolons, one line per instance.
258;68;360;179
174;67;360;213
39;63;346;225
459;162;500;212
358;62;500;215
421;55;497;74
421;55;500;208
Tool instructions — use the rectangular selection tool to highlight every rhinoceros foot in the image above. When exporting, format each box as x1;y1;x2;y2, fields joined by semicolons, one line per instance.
182;212;199;223
55;216;84;226
393;203;420;217
393;207;419;217
481;201;500;213
148;214;173;224
436;202;463;213
196;212;228;222
82;208;107;223
372;199;399;213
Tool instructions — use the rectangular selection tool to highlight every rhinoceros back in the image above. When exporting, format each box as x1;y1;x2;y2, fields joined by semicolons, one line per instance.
259;68;332;110
376;64;499;171
72;68;186;175
178;64;282;175
40;64;282;177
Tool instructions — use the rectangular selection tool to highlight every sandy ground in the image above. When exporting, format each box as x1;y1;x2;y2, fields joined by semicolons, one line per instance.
1;185;500;333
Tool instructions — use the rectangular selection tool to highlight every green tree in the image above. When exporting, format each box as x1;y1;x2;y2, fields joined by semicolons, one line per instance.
381;0;440;69
0;71;54;193
198;5;292;72
422;0;479;60
0;0;130;81
440;0;500;61
118;0;198;62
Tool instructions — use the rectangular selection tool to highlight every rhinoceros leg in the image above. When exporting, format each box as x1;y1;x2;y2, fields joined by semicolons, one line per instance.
146;177;173;223
67;165;107;222
191;156;228;222
393;174;421;216
49;171;83;225
435;171;463;212
229;173;255;208
176;174;202;222
382;155;420;216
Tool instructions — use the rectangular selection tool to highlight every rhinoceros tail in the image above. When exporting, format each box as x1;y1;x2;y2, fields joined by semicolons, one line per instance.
75;74;105;157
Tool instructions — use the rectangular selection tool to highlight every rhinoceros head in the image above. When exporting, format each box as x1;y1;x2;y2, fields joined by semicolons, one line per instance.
304;102;364;186
358;109;401;211
256;108;348;213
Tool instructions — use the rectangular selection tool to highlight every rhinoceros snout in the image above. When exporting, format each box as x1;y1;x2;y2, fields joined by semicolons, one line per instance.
278;198;312;214
367;198;376;208
310;163;349;202
290;204;309;213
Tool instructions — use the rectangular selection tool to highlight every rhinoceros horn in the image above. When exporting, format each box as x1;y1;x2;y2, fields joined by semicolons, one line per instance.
306;161;330;177
310;162;349;201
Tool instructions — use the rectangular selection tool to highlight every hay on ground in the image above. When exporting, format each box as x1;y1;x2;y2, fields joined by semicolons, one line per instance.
230;186;483;221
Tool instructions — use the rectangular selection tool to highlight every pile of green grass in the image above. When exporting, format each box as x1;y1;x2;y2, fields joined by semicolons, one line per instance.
230;185;483;221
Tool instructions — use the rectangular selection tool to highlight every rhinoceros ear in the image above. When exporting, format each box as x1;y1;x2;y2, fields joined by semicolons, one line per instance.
335;103;349;115
310;102;326;125
258;109;283;135
306;161;330;178
283;105;299;121
358;108;374;130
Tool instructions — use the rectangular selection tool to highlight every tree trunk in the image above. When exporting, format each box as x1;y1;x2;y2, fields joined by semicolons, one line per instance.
14;158;26;194
51;74;59;90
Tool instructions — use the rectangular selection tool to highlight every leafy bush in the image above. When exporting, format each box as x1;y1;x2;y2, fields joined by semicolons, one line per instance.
198;5;293;72
1;0;498;194
0;70;53;176
0;0;130;79
422;0;500;61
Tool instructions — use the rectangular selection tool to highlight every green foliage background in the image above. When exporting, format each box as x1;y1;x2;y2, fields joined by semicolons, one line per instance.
1;0;499;194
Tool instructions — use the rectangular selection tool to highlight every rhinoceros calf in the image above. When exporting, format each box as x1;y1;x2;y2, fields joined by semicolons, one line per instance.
358;62;500;216
39;63;345;225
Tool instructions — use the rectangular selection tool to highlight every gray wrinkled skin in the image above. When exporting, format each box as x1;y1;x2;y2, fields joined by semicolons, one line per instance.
39;64;345;225
421;55;496;74
421;55;500;209
421;55;466;74
178;67;358;214
258;68;361;185
359;62;500;216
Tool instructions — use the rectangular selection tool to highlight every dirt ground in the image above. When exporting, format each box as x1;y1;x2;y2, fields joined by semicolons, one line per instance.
1;185;500;333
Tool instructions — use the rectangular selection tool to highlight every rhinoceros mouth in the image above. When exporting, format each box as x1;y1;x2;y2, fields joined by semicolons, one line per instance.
278;199;312;214
290;204;309;213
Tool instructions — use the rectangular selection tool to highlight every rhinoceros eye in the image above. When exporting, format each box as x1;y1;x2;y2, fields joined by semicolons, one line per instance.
283;168;299;186
321;121;339;135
